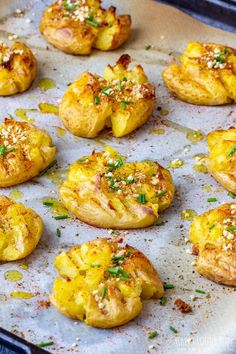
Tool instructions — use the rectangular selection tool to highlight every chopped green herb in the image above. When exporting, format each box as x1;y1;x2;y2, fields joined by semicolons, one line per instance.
67;82;72;86
7;114;14;120
215;56;225;63
54;215;68;220
207;197;217;202
169;326;178;334
209;224;215;230
227;145;236;157
228;191;236;199
108;159;123;172
118;80;123;91
0;144;15;157
107;267;120;275
87;17;99;27
94;95;100;105
164;283;175;290
195;289;206;294
125;177;135;184
109;179;119;191
78;156;88;163
107;267;130;279
226;225;236;234
111;230;120;236
91;263;101;268
138;194;146;204
63;1;77;10
101;287;107;300
43;202;53;207
38;159;57;177
101;86;112;96
56;228;61;237
145;45;152;50
126;251;132;257
157;190;167;198
160;296;168;306
148;331;158;339
112;255;125;263
37;341;54;348
121;99;133;110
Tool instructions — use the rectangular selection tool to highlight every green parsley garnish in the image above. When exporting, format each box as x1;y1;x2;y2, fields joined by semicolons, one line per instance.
91;263;101;268
38;159;57;177
87;15;99;28
67;82;72;86
112;255;125;263
56;228;61;237
145;45;151;50
0;144;15;157
54;215;68;220
37;341;54;348
195;289;206;294
148;331;158;339
138;194;146;204
227;145;236;157
226;225;236;234
108;159;123;172
160;296;168;306
101;86;112;96
43;202;53;207
207;197;217;202
157;190;167;198
228;191;236;199
94;95;100;105
63;1;77;11
107;267;130;280
121;100;133;110
101;287;107;300
169;326;178;334
209;224;215;230
164;283;175;290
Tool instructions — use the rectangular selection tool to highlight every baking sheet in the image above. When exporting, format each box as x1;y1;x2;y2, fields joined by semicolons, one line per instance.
0;0;236;353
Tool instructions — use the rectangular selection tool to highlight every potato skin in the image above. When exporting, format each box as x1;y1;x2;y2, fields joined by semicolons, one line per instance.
0;196;43;261
162;42;236;105
59;54;155;138
207;128;236;194
0;118;56;187
40;1;131;55
0;41;36;96
190;203;236;286
59;146;174;229
50;237;164;328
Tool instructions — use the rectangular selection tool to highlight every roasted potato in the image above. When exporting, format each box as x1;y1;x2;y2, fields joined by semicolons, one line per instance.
162;42;236;105
0;118;56;187
50;237;164;328
40;0;131;55
59;54;155;138
207;128;236;194
190;203;236;286
0;196;43;261
59;146;174;229
0;41;36;96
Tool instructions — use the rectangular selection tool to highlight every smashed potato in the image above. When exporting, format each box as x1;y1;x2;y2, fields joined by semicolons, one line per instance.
59;146;174;229
190;203;236;286
207;128;236;194
59;54;155;138
50;237;164;328
0;196;43;261
0;41;36;96
0;118;56;187
40;0;131;55
162;42;236;105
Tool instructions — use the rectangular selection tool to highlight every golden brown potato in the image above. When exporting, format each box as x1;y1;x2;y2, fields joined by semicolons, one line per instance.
0;41;36;96
162;42;236;105
0;118;56;187
0;196;43;261
190;203;236;286
207;128;236;194
50;237;164;328
59;54;155;138
40;0;131;55
59;146;174;229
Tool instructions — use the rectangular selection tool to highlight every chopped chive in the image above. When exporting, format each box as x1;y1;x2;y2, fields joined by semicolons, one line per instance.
87;18;99;27
109;179;119;191
54;215;68;220
119;269;130;279
67;82;72;86
78;156;88;163
118;80;123;91
125;177;135;184
138;194;146;204
101;86;112;96
160;296;168;306
169;326;178;334
91;263;101;268
112;255;125;263
63;1;77;10
164;283;175;290
228;191;236;199
38;159;57;177
227;145;236;157
56;228;61;237
226;225;236;234
209;224;215;230
6;147;15;153
207;197;217;202
7;114;14;120
107;267;120;275
121;99;133;110
120;276;130;281
101;287;107;300
145;44;151;50
157;190;167;198
195;289;206;294
148;331;158;339
37;341;54;348
43;202;53;207
107;267;130;279
94;95;100;105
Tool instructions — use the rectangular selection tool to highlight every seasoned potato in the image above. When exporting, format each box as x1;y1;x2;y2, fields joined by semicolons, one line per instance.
40;0;131;55
50;237;164;328
190;203;236;286
162;42;236;105
207;128;236;194
59;54;155;138
0;118;56;187
0;196;43;261
0;41;36;96
59;146;174;229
